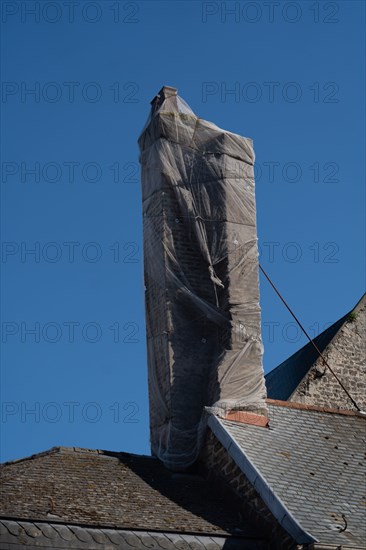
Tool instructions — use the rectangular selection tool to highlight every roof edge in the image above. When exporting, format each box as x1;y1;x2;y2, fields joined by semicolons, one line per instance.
0;446;61;467
1;446;155;467
0;517;266;541
266;399;366;417
207;415;317;545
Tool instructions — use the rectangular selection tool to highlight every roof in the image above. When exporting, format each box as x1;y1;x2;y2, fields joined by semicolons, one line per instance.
0;519;265;549
0;447;266;546
208;401;366;548
265;294;365;400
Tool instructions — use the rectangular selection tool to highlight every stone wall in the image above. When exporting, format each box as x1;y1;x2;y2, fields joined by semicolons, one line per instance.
290;296;366;410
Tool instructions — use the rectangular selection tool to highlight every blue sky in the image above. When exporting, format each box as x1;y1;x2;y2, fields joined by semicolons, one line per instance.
1;0;365;462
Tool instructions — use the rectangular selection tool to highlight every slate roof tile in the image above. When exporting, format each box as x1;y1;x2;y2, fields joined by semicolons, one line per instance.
0;520;269;549
0;447;260;538
219;402;366;547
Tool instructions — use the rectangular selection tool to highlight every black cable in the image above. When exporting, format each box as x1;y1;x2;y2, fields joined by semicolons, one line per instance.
259;264;361;412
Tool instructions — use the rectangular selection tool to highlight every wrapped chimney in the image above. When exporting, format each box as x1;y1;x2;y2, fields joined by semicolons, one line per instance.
138;87;267;471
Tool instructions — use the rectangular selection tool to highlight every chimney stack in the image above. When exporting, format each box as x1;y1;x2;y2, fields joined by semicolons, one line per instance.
138;87;267;471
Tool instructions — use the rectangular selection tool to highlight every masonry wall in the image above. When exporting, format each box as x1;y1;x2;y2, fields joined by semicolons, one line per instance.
200;430;296;549
290;296;366;410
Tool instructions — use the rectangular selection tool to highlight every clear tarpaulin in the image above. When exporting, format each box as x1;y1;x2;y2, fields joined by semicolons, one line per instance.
138;87;267;471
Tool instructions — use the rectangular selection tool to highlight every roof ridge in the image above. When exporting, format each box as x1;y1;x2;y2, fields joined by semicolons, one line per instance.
0;446;61;467
1;447;155;466
266;399;366;417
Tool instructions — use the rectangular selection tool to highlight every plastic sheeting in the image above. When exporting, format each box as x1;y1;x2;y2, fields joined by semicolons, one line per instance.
138;87;267;471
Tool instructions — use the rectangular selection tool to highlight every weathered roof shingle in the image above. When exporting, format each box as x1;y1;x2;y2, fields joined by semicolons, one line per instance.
210;402;366;547
0;446;261;539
